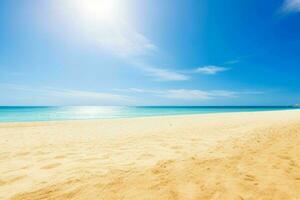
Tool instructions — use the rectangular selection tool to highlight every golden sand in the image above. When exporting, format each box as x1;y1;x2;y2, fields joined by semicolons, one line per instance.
1;110;300;199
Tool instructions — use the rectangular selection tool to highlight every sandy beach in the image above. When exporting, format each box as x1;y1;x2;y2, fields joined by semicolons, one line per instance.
1;110;300;199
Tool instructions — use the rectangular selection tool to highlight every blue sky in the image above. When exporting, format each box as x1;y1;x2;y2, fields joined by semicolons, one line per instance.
0;0;300;106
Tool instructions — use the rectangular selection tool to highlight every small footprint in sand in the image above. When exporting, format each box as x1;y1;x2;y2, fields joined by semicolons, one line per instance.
0;180;5;186
35;151;46;155
41;163;61;170
78;157;98;162
289;160;297;167
20;166;30;170
101;154;110;159
170;145;182;150
277;155;297;168
238;195;246;200
244;174;257;182
16;152;30;156
138;153;154;160
278;155;291;160
54;155;65;159
191;138;200;142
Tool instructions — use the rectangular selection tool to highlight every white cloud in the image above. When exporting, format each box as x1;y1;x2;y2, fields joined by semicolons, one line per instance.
162;89;239;100
91;20;188;81
1;83;265;105
132;62;189;81
209;90;238;97
48;88;129;102
162;89;212;100
142;67;189;81
116;88;239;100
281;0;300;13
113;88;161;94
1;84;132;105
96;23;157;57
53;0;158;57
195;66;230;75
89;18;188;81
96;27;184;81
224;59;239;65
116;87;266;101
50;0;168;80
127;88;159;93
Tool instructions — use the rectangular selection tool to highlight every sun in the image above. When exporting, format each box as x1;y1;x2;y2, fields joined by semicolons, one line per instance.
71;0;119;25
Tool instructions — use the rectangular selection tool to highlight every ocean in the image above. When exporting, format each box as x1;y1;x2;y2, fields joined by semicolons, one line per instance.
0;106;298;122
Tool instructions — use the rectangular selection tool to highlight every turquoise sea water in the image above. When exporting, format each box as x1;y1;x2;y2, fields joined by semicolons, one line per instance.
0;106;298;122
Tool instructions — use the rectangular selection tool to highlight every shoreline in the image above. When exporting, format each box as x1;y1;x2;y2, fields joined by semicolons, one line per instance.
0;108;299;125
1;110;300;199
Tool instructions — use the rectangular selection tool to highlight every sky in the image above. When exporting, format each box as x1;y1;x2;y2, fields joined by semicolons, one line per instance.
0;0;300;106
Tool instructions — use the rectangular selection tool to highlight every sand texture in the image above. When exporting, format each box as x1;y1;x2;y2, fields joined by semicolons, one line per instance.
1;110;300;199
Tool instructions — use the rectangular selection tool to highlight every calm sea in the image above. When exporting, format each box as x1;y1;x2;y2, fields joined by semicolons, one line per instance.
0;106;298;122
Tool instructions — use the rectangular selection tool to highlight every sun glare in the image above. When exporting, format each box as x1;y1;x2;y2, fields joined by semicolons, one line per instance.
72;0;119;25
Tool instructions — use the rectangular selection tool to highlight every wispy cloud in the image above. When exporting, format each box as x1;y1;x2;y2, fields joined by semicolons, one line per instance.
55;0;157;58
143;67;189;81
96;23;188;81
115;88;257;100
1;83;265;105
132;62;189;81
224;59;240;65
160;89;238;100
280;0;300;13
164;89;266;100
223;54;256;65
49;88;130;102
1;84;132;105
195;66;230;75
51;0;186;81
95;23;158;57
113;88;160;94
